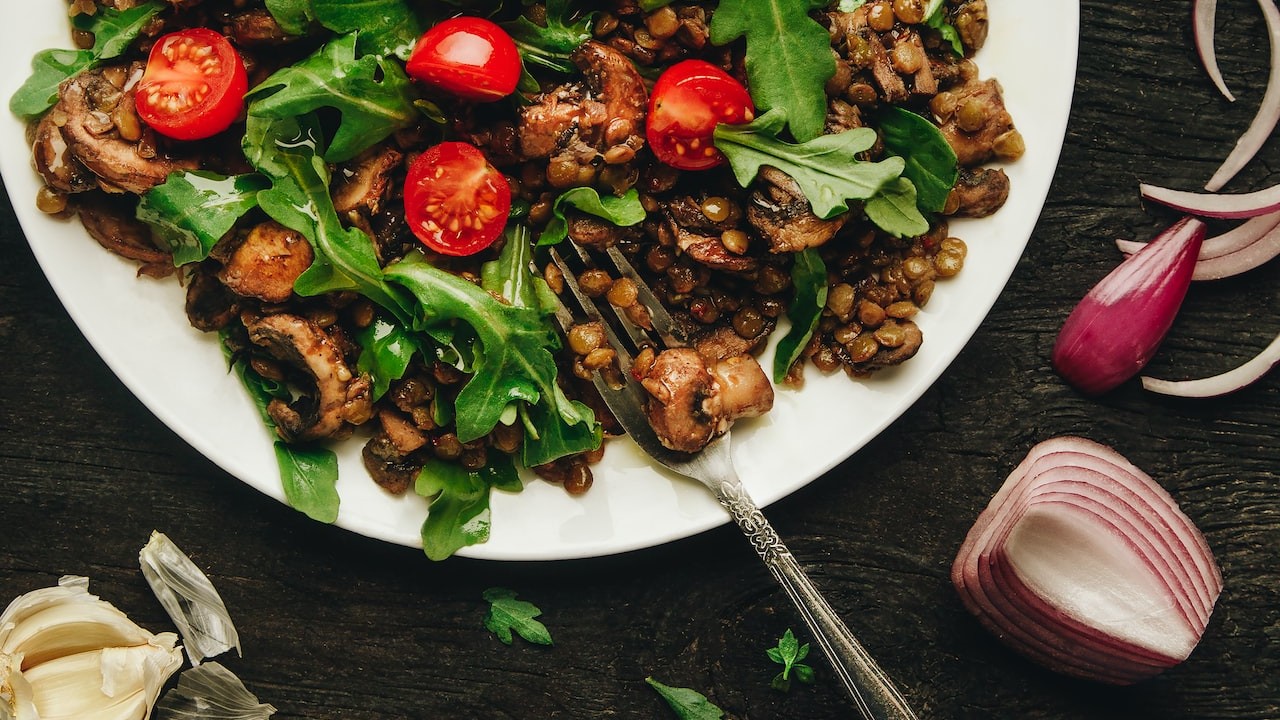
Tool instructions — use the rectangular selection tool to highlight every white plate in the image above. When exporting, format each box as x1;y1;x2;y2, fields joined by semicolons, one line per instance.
0;2;1077;560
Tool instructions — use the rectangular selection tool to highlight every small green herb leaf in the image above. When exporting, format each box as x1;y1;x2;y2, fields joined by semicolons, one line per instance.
645;678;724;720
878;106;958;214
247;34;418;163
10;2;164;117
766;629;816;693
137;171;269;266
773;249;827;383
482;587;553;645
264;0;314;36
925;0;964;56
864;177;930;238
709;0;834;143
537;187;647;246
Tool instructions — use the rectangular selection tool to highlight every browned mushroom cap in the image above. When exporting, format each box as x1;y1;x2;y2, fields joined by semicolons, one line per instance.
32;111;96;194
332;145;404;215
638;347;774;453
640;347;722;454
76;192;173;277
946;166;1010;218
747;167;847;254
216;220;313;303
244;313;372;443
55;66;198;195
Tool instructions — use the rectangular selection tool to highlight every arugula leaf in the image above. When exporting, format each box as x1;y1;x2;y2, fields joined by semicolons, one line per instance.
709;0;834;143
638;0;675;9
766;629;816;692
312;0;423;59
482;587;553;645
385;252;601;460
223;333;340;523
925;0;964;56
247;34;418;163
264;0;314;35
503;0;595;74
10;2;164;117
537;187;647;246
417;457;521;560
714;109;918;227
772;249;827;383
242;113;414;324
136;171;269;266
864;177;930;238
877;106;958;214
645;678;724;720
355;314;422;401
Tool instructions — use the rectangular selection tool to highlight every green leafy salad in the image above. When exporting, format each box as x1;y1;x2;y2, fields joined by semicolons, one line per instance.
13;0;1016;558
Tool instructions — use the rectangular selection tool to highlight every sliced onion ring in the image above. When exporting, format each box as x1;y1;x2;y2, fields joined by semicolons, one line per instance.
1141;181;1280;218
1205;0;1280;191
1116;211;1280;280
1194;0;1236;102
952;437;1222;685
1142;329;1280;397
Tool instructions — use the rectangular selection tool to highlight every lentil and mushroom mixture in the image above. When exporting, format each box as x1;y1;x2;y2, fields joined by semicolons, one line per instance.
24;0;1020;503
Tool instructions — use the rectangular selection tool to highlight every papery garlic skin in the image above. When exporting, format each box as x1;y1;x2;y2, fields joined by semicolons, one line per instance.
0;576;182;720
139;532;241;666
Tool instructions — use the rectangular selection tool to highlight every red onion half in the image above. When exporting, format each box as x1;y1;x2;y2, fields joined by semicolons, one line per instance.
1052;217;1206;395
1204;0;1280;191
1115;210;1280;280
952;437;1223;685
1194;0;1236;102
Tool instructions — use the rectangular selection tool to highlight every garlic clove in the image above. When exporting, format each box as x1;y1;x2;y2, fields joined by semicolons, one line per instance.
23;641;180;720
0;652;39;720
0;602;154;670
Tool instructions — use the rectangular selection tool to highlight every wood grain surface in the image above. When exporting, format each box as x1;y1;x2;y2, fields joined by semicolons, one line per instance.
2;1;1278;718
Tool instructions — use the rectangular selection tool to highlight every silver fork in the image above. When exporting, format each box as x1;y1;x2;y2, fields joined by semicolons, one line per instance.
548;244;918;720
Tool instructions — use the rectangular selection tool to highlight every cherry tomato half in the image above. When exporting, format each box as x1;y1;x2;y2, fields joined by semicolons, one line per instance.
646;59;755;171
406;17;522;102
403;142;511;256
134;28;248;141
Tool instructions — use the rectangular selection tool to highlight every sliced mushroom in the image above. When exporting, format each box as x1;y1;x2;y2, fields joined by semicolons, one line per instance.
76;192;173;277
746;167;847;254
216;220;313;303
332;145;404;215
946;166;1010;218
32;110;96;194
244;313;371;442
185;264;239;332
638;347;773;453
55;66;198;195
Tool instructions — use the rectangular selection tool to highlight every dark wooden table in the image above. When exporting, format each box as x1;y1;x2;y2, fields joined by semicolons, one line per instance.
3;2;1278;718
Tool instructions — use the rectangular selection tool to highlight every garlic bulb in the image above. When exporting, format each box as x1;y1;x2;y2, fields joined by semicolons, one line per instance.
0;576;182;720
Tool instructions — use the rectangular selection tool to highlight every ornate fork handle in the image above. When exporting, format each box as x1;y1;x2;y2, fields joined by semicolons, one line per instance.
713;481;918;720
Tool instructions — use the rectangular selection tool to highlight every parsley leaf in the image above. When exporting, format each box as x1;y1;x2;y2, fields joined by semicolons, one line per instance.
773;249;827;383
137;171;269;266
709;0;834;143
418;456;522;560
247;34;418;163
536;187;647;246
482;587;553;645
645;678;724;720
766;629;816;692
10;2;164;118
714;109;928;237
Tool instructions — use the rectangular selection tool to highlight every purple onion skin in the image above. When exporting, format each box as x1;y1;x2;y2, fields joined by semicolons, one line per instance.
1052;217;1207;395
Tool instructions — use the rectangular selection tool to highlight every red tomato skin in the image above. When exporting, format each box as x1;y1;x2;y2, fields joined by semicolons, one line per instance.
406;17;521;102
135;28;248;141
403;142;511;257
646;59;755;171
